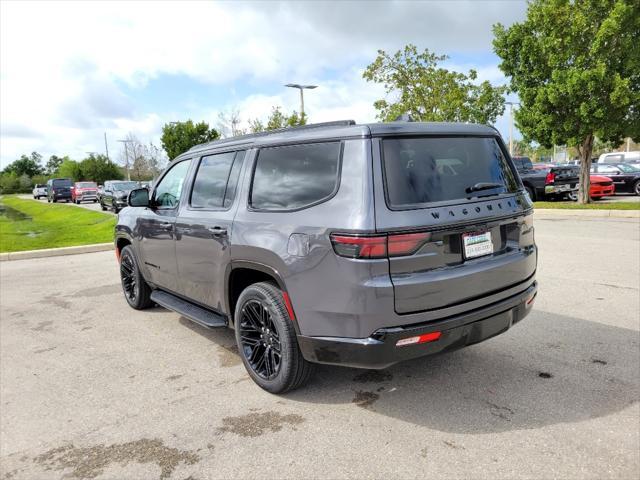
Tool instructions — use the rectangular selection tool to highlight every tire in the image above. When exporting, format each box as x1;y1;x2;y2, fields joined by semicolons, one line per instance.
524;186;535;201
93;200;98;203
52;198;57;203
113;206;120;214
75;199;80;204
634;180;640;196
235;282;315;393
100;201;107;211
47;197;51;203
119;245;153;310
567;192;578;202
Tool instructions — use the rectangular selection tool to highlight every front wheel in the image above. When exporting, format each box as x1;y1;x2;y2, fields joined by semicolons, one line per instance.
119;245;153;310
235;282;315;393
634;180;640;196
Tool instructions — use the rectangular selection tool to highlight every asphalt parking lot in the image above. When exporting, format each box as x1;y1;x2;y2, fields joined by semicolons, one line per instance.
1;215;639;479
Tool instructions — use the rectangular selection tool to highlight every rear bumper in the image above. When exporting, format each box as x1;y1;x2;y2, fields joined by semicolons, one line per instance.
545;183;578;195
297;280;537;369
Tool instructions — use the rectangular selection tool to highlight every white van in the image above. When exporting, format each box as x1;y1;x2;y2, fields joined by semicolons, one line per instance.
598;151;640;164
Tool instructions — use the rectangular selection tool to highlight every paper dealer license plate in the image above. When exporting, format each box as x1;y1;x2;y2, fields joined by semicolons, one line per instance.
463;231;493;259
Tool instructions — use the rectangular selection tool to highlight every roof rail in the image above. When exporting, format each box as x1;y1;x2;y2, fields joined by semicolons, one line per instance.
188;120;357;152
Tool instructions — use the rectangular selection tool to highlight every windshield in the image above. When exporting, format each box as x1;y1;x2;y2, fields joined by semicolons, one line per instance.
52;179;72;187
76;182;97;188
111;181;138;190
382;136;519;208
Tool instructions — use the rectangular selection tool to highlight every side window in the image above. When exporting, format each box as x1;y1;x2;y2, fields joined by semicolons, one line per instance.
153;160;192;209
250;142;341;210
190;151;244;209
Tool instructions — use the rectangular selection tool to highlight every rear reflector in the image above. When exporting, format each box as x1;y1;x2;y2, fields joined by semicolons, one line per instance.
330;232;431;259
282;292;296;321
396;331;442;347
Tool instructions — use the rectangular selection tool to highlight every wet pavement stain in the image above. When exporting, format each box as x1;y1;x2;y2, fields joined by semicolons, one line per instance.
218;411;305;437
443;440;465;450
40;294;71;310
592;358;608;365
33;346;56;354
31;320;53;332
352;370;393;383
352;390;379;410
166;374;184;381
538;372;553;379
218;344;241;367
33;438;199;479
73;284;121;298
486;401;515;421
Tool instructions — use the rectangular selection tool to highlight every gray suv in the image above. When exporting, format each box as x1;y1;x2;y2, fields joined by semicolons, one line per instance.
115;121;538;393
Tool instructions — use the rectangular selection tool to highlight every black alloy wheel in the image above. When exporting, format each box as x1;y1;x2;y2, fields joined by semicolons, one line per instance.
239;299;282;380
119;245;152;310
235;282;315;393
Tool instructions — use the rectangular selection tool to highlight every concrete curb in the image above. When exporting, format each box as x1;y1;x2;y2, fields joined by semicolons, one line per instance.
0;243;114;262
534;208;640;218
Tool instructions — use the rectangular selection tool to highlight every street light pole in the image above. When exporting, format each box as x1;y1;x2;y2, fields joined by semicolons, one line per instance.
284;84;318;119
117;139;132;181
505;101;519;155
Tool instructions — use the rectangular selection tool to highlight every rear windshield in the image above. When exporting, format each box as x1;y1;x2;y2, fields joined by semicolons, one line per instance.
382;137;519;208
111;181;138;190
52;179;72;187
76;182;97;188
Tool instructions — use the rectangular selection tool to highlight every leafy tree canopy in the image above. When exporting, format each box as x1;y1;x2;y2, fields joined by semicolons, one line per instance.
249;107;307;133
363;44;507;124
2;152;43;177
493;0;640;202
161;120;219;160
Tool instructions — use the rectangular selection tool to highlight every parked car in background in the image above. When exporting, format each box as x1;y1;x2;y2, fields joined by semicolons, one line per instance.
512;156;579;201
71;181;99;204
115;121;537;393
598;151;640;164
588;175;615;199
100;180;139;213
46;178;73;203
32;184;47;199
139;181;153;189
590;163;640;195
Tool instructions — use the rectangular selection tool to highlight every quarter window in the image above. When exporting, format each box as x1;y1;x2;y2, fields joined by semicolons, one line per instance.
250;142;341;210
190;151;245;209
153;160;192;208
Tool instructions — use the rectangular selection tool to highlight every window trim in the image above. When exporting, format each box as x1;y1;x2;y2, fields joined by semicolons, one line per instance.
247;141;344;213
187;150;245;212
380;134;521;212
150;158;192;211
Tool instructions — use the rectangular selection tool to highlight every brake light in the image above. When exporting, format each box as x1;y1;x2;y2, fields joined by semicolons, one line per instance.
330;232;431;259
396;331;442;347
545;172;556;184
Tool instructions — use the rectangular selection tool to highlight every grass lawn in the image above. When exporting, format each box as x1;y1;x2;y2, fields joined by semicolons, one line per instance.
0;196;115;253
534;201;640;210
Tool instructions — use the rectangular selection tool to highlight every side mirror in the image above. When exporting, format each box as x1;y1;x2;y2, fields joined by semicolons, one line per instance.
128;188;150;207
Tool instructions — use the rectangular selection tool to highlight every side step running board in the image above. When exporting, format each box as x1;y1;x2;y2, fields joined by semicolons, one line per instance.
151;290;227;329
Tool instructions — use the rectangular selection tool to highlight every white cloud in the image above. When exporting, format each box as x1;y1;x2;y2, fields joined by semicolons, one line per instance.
0;0;526;168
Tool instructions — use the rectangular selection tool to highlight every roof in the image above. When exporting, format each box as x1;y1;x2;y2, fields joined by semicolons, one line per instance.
183;120;500;157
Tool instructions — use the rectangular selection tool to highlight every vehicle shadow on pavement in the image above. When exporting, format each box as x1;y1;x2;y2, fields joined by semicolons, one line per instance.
283;310;640;433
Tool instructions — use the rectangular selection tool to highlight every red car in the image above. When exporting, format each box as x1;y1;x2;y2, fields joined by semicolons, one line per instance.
71;181;99;204
590;175;615;199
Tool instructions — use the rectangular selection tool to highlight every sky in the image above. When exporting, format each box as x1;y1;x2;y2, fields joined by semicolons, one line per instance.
0;0;528;169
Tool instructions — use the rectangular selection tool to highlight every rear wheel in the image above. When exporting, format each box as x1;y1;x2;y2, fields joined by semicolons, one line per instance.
119;245;152;310
235;282;315;393
634;180;640;196
524;186;535;201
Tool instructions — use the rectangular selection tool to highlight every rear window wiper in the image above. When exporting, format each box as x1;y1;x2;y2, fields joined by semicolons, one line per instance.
465;182;504;194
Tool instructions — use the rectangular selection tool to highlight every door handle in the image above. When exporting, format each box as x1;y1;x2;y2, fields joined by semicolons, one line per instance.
207;226;227;236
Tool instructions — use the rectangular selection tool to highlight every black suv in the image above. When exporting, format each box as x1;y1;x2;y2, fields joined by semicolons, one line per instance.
115;121;538;393
46;178;73;203
100;180;140;213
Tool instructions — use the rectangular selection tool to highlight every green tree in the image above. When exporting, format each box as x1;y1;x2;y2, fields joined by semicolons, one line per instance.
493;0;640;203
79;154;123;184
2;152;43;177
45;155;65;175
57;158;81;181
249;106;307;133
363;44;507;124
0;172;21;194
161;120;219;160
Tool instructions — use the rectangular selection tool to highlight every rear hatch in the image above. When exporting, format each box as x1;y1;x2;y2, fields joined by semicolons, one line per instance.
52;179;72;195
374;135;536;314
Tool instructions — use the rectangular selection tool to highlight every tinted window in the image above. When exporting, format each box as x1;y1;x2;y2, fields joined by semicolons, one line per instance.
153;160;192;208
383;137;519;208
111;181;138;191
191;151;243;209
251;142;341;210
52;179;72;187
594;165;619;174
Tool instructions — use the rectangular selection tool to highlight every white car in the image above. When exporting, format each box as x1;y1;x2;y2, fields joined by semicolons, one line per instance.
598;151;640;164
32;184;47;199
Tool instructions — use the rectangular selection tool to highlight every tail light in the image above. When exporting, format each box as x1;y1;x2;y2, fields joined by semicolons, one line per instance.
330;232;430;259
545;172;556;184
